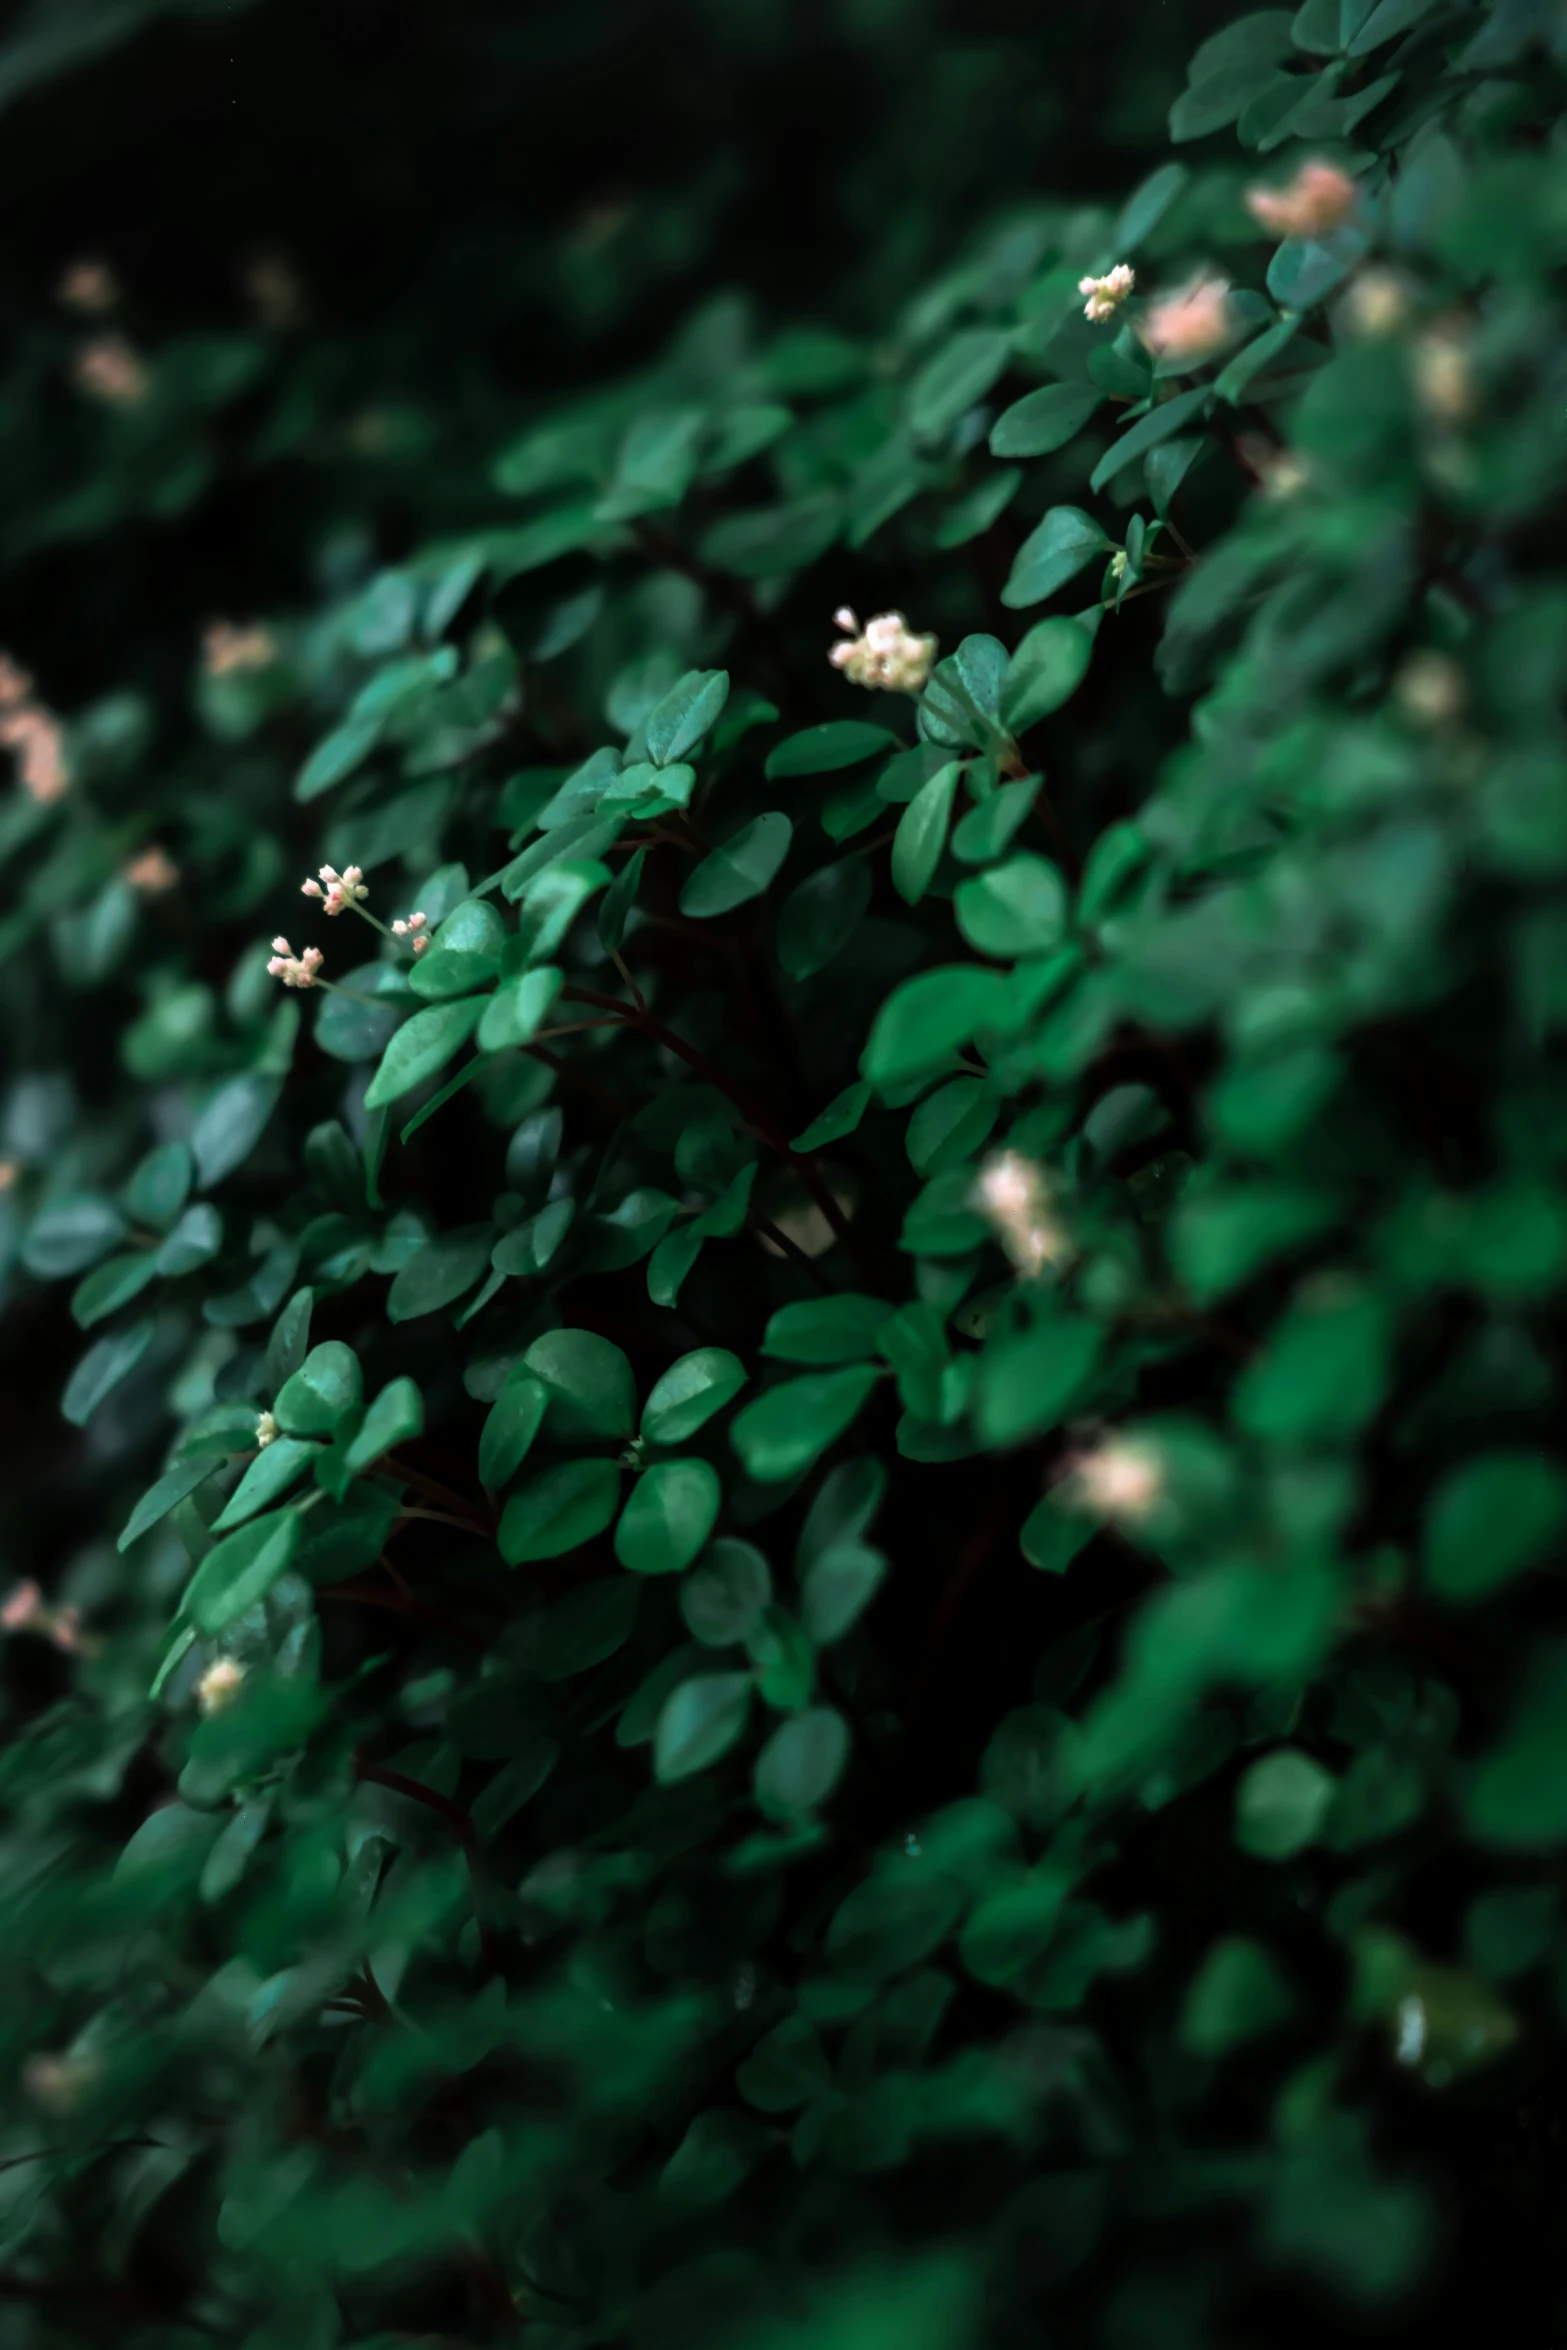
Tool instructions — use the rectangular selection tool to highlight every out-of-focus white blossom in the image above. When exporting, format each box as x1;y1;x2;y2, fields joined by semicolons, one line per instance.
1140;275;1234;365
1079;263;1135;322
1246;162;1357;241
973;1150;1071;1279
197;1658;246;1715
829;608;937;694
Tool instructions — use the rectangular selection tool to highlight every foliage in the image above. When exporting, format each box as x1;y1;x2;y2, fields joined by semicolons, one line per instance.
3;0;1567;2344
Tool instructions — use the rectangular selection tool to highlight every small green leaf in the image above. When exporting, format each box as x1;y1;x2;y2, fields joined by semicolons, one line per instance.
1002;506;1113;609
478;965;564;1054
1236;1748;1335;1859
955;854;1069;960
802;1543;886;1644
71;1249;160;1327
776;856;872;979
730;1366;881;1483
791;1081;873;1153
118;1454;224;1551
181;1509;303;1636
534;1576;640;1678
642;1349;749;1447
344;1378;424;1474
655;1672;753;1781
265;1288;314;1392
24;1193;128;1278
754;1706;850;1816
598;847;645;957
765;722;898;780
363;997;485;1111
762;1294;891;1366
680;814;793;917
1001;617;1095;732
525;1328;636;1441
909;327;1013;439
63;1321;154;1425
387;1227;492;1323
862;966;1011;1089
990;383;1102;459
499;1459;622;1563
192;1075;281;1189
479;1367;548;1489
644;668;730;765
976;1316;1103;1447
1424;1454;1567;1604
682;1538;773;1646
615;1457;722;1575
211;1436;316;1529
1089;385;1211;493
891;759;961;906
274;1340;362;1438
1180;1937;1297;2055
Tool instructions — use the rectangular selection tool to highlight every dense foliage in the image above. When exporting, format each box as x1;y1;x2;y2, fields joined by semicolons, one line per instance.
4;0;1567;2343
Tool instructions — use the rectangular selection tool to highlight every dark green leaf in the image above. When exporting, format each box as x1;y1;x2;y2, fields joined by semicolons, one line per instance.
499;1459;622;1564
680;814;793;918
615;1457;722;1575
731;1366;881;1482
643;1349;749;1446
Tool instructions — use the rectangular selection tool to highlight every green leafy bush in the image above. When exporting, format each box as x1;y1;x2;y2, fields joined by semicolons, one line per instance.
3;0;1567;2343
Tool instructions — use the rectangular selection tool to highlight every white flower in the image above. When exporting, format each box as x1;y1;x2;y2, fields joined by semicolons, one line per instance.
1342;269;1409;339
23;2052;100;2114
197;1658;246;1715
1079;263;1135;323
302;863;367;916
1246;162;1357;242
202;620;277;677
392;910;430;954
973;1149;1072;1279
125;845;179;895
73;333;149;407
1140;275;1234;365
1064;1435;1164;1526
266;937;324;988
1414;323;1473;422
829;608;938;695
255;1410;278;1448
1395;651;1465;726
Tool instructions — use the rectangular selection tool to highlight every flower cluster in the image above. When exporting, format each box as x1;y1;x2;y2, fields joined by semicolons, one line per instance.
267;937;324;988
57;257;120;314
828;608;937;694
303;862;368;916
1079;263;1134;322
973;1150;1071;1280
2;1580;92;1655
1414;322;1474;422
23;2053;101;2115
1245;160;1357;241
1140;275;1234;364
197;1658;247;1715
392;910;430;953
0;655;67;805
203;619;278;677
255;1410;279;1448
125;845;179;895
72;333;149;407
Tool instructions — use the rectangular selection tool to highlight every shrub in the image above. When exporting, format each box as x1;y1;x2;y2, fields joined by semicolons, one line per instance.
3;1;1567;2343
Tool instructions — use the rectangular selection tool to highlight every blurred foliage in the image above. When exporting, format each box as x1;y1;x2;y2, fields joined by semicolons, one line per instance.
4;0;1567;2346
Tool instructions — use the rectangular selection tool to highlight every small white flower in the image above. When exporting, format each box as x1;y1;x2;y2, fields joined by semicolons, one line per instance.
1342;268;1409;340
1140;275;1234;365
1395;651;1465;726
1064;1435;1164;1526
304;863;368;916
23;2052;100;2114
829;608;937;694
255;1410;278;1448
197;1658;246;1716
392;909;430;954
1245;162;1357;242
973;1149;1071;1279
1079;263;1135;323
266;937;324;989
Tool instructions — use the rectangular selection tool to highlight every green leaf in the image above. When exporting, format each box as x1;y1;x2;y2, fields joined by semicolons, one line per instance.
950;778;1038;866
1232;1282;1390;1445
976;1315;1103;1447
23;1193;127;1278
910;327;1013;438
906;1076;1002;1176
792;1081;873;1153
643;1348;749;1446
1236;1748;1335;1859
955;854;1069;960
1179;1937;1297;2055
294;711;380;802
681;1538;773;1646
499;1459;622;1564
990;383;1102;459
1468;1644;1567;1847
525;1328;636;1441
264;1287;314;1392
802;1542;887;1643
615;1457;722;1575
274;1340;362;1438
655;1672;753;1781
932;467;1021;548
731;1366;881;1482
344;1378;424;1474
181;1509;303;1636
191;1075;281;1189
1347;0;1441;54
479;1367;548;1489
62;1320;154;1425
1001;618;1095;732
755;1706;850;1816
891;759;961;906
1114;159;1189;251
598;847;645;957
776;856;872;979
766;722;898;780
1002;506;1113;608
762;1294;891;1366
1424;1454;1567;1605
736;2016;834;2112
363;997;485;1111
124;1142;192;1233
153;1203;223;1277
644;668;730;765
680;813;793;918
1089;386;1211;493
862;965;1011;1089
71;1248;160;1327
211;1436;316;1530
387;1227;492;1322
118;1454;224;1551
316;967;409;1064
477;965;563;1053
1019;1496;1098;1575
